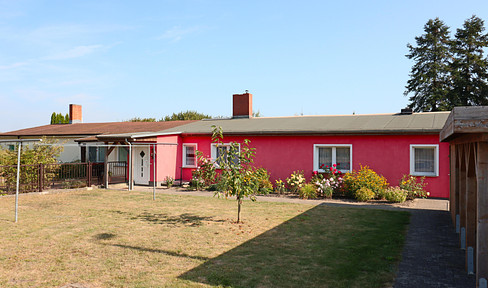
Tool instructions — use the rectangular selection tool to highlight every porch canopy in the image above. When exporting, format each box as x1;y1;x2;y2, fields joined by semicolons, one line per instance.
76;131;180;191
440;106;488;286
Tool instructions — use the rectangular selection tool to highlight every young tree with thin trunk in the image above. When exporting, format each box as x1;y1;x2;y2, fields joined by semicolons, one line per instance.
211;125;258;223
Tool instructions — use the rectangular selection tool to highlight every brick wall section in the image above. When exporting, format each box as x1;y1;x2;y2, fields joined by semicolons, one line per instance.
232;93;252;118
69;104;82;124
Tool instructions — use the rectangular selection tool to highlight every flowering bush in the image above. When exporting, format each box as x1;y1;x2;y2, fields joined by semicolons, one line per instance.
299;183;317;199
286;170;306;193
342;165;388;199
384;186;408;203
274;179;286;195
191;151;217;189
354;187;375;202
247;167;273;194
315;177;334;198
399;175;429;199
312;164;344;197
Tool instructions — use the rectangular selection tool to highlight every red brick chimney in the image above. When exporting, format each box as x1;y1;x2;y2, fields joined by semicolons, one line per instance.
232;92;252;118
69;104;82;124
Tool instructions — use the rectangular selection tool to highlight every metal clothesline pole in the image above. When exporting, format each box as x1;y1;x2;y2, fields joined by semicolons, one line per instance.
14;142;21;223
0;139;42;223
153;143;156;201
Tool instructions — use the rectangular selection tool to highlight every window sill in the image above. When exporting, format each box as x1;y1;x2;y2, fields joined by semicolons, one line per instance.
182;165;197;169
411;172;438;177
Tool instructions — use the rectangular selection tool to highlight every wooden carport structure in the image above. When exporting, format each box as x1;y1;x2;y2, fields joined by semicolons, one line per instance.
440;106;488;287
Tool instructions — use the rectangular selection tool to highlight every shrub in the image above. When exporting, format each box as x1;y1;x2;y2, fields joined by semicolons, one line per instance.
274;179;286;195
286;171;306;193
354;187;375;202
299;183;317;199
384;186;408;203
165;176;174;188
312;166;344;197
251;168;273;194
314;177;334;198
342;165;388;199
192;151;218;189
399;175;429;199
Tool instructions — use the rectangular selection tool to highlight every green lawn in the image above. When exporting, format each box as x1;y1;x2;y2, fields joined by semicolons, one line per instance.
0;189;409;288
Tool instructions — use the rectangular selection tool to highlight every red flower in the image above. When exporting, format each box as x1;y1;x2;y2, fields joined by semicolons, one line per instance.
337;163;340;166
313;171;318;175
333;164;337;167
334;169;338;173
338;171;342;174
330;167;334;171
320;164;325;168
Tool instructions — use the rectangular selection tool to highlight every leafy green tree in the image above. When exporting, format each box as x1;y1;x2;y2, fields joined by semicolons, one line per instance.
160;110;211;121
0;137;64;192
211;125;260;223
404;18;453;111
450;15;488;106
50;112;69;124
126;117;157;122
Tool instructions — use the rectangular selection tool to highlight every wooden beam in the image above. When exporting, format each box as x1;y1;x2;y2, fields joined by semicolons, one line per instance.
477;141;488;285
466;143;477;272
450;144;458;224
103;141;118;189
458;144;467;250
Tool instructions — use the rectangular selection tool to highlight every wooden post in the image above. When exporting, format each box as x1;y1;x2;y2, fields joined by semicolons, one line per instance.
104;148;109;189
459;144;467;249
450;144;458;224
104;143;116;189
87;162;91;187
466;143;477;273
477;141;488;285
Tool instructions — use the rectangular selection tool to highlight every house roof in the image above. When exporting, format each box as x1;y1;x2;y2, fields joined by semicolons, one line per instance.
159;111;451;136
95;111;451;140
0;121;197;140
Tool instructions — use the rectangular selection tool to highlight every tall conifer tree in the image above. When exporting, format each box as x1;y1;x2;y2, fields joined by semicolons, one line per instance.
404;18;452;111
450;15;488;106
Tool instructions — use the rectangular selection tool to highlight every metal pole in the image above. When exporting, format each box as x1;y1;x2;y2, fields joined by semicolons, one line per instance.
15;142;22;223
127;141;132;191
153;143;156;201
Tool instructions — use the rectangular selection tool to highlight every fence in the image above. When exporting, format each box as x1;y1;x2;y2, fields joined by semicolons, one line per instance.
0;161;127;194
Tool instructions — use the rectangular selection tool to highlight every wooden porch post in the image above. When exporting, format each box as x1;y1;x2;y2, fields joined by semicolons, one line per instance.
450;144;458;225
104;143;117;189
477;141;488;285
458;144;467;249
466;143;477;273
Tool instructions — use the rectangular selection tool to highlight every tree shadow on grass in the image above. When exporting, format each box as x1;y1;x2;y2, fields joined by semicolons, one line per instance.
105;243;209;261
108;209;225;227
93;232;209;261
132;212;225;226
178;205;410;288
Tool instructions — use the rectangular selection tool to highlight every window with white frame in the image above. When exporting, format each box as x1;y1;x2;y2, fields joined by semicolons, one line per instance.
211;143;240;168
410;144;439;176
183;144;197;167
313;144;352;173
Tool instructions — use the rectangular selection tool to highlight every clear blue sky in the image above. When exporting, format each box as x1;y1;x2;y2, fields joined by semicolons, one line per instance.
1;0;487;132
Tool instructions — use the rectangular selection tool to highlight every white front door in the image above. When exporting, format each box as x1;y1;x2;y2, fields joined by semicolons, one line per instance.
133;146;150;185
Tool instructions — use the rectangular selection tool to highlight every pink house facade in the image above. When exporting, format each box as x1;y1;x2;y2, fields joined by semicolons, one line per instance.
97;93;451;198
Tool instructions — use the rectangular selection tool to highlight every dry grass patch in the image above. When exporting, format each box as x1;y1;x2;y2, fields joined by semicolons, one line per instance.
0;189;408;287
